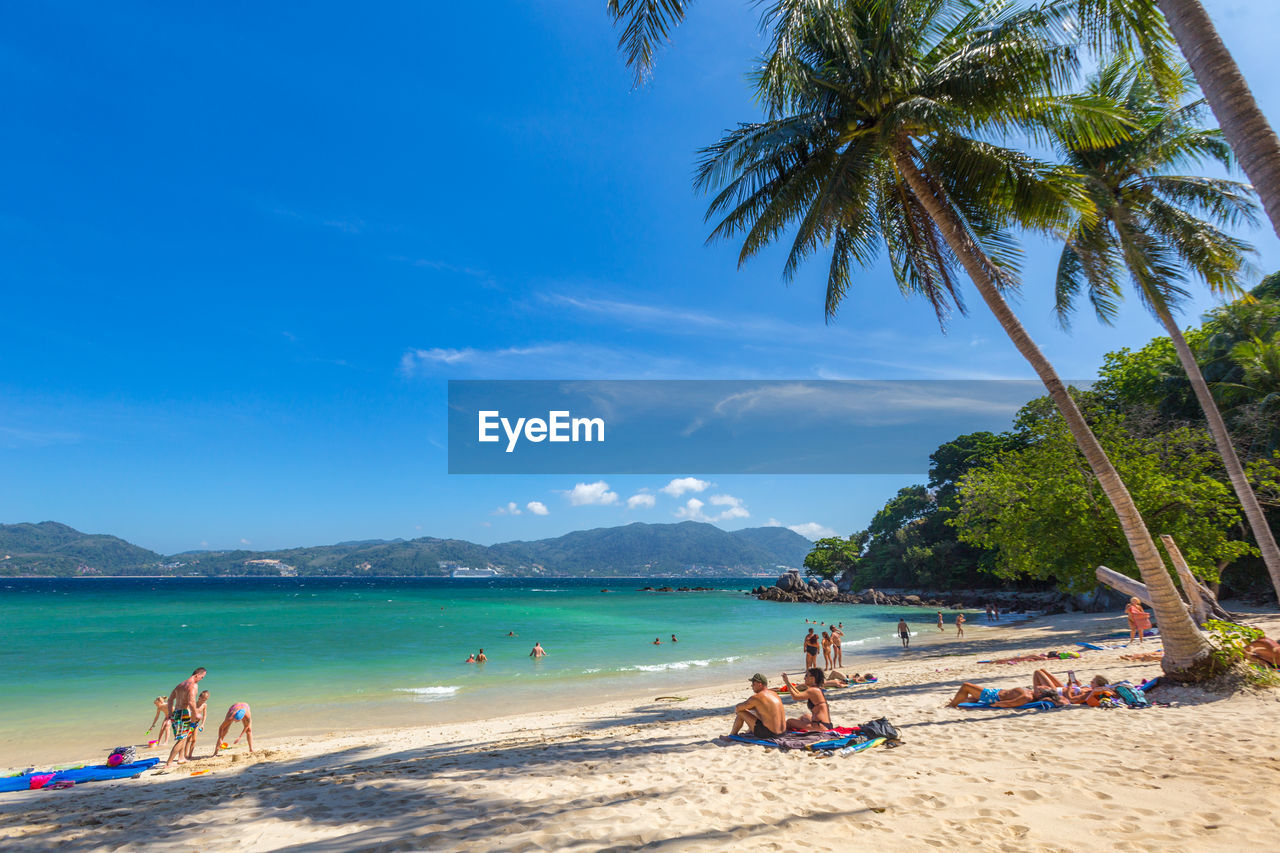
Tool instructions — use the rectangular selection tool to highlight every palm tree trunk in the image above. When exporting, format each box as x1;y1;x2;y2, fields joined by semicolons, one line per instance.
1157;0;1280;240
892;145;1211;675
1155;305;1280;601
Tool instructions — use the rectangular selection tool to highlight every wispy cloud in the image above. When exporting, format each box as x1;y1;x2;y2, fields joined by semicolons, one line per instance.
526;501;549;516
493;501;523;516
674;494;749;523
398;343;693;379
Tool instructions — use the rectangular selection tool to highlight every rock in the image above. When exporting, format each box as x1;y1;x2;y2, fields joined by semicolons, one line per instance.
903;595;922;606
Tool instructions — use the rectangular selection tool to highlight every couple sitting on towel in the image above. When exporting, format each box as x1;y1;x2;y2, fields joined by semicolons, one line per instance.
947;670;1112;708
727;669;831;739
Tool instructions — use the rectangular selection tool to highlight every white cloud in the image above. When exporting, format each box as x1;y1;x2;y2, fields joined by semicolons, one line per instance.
708;494;750;520
493;502;523;516
564;481;619;506
627;493;656;509
661;477;711;498
526;501;549;516
674;494;750;523
788;522;837;540
240;538;252;545
765;518;782;527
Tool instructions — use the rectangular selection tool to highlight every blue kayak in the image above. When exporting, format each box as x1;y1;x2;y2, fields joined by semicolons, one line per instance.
0;758;160;793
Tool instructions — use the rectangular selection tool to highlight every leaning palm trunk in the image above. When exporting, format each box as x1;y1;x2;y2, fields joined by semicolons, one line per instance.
1157;0;1280;240
893;145;1210;674
1155;306;1280;600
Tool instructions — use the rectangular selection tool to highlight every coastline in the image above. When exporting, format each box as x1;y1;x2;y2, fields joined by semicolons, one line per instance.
3;606;1278;851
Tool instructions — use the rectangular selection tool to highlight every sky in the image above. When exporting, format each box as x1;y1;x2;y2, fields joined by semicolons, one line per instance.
2;1;1278;555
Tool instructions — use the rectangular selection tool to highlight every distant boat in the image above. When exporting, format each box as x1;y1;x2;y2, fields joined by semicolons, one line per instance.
451;567;499;578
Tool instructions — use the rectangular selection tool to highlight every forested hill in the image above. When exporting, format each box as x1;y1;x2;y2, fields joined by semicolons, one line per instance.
0;521;162;575
0;521;812;577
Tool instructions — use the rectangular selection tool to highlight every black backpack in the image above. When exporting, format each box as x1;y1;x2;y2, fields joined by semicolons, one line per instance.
109;746;137;765
859;717;900;741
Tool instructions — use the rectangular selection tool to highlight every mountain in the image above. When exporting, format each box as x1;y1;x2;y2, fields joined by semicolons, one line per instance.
0;521;162;576
0;520;812;577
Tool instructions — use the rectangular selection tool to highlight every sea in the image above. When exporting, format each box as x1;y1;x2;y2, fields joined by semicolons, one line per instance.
0;577;958;768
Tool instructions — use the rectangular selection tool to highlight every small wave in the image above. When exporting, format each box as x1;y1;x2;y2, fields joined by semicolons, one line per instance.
395;686;460;700
582;668;601;674
620;655;740;673
528;589;567;593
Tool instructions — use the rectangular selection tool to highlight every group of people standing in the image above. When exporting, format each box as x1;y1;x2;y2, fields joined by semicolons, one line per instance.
149;667;254;770
802;624;843;670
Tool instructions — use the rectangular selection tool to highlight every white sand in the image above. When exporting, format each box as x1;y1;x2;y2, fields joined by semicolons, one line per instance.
2;607;1278;852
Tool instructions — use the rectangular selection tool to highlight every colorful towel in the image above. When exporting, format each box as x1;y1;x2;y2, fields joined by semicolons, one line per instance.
956;700;1057;711
724;731;832;750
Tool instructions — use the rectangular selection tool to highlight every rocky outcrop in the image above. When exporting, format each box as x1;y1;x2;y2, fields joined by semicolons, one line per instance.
751;574;1079;613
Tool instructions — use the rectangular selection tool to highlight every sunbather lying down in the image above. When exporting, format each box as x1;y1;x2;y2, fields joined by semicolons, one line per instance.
1245;637;1280;668
1031;669;1111;704
947;682;1065;708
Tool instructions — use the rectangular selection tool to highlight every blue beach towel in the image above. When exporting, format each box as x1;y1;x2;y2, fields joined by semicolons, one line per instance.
956;700;1057;711
0;758;160;793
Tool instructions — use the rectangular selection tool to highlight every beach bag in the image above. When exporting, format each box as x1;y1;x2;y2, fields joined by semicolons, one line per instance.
1113;683;1151;708
859;718;900;741
107;746;136;767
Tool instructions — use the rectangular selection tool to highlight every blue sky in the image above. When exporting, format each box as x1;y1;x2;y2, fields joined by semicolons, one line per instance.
3;1;1277;555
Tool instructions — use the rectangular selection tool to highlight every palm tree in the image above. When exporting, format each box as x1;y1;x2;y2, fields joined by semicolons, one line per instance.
1067;0;1280;240
685;0;1210;675
609;0;1280;237
1048;58;1280;602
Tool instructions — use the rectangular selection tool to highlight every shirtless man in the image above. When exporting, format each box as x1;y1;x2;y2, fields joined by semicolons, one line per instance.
476;649;487;662
212;701;255;755
803;628;819;669
163;667;206;769
897;618;911;649
529;642;547;658
726;673;786;739
782;668;832;732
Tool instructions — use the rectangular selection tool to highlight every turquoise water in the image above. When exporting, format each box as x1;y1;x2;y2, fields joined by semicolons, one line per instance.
0;577;945;767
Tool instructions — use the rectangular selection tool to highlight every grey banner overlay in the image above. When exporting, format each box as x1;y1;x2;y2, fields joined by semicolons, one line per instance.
448;380;1085;474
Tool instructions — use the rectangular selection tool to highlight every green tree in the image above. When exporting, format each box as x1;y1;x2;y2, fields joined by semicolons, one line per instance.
954;400;1255;592
684;0;1209;676
803;532;866;580
1048;57;1280;601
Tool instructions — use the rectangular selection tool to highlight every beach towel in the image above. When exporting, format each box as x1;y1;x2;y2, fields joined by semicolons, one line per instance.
724;731;831;750
956;700;1057;711
0;758;160;793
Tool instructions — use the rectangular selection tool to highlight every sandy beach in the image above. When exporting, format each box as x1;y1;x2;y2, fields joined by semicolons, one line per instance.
2;607;1278;852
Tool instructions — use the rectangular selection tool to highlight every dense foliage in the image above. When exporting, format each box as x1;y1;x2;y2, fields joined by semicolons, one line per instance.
808;281;1280;597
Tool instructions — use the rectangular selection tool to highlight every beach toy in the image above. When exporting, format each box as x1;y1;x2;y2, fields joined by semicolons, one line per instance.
190;769;211;776
148;741;158;747
106;753;125;768
219;742;230;750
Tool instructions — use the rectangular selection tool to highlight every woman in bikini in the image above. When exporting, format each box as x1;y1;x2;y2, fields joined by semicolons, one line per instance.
821;632;833;670
781;668;833;732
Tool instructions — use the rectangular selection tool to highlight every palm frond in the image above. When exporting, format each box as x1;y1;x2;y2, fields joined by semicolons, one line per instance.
607;0;691;87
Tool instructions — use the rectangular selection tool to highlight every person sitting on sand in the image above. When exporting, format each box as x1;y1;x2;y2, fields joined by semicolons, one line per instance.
147;696;172;747
947;682;1064;709
725;673;787;740
212;702;255;756
163;667;206;770
529;642;546;658
782;668;832;732
1244;637;1280;668
1125;597;1152;645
